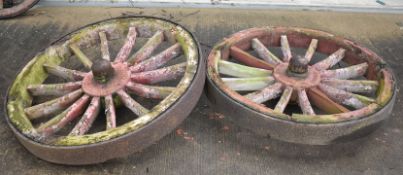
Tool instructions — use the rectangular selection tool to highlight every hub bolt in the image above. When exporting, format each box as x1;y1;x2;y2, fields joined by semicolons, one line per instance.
91;59;115;84
288;55;309;78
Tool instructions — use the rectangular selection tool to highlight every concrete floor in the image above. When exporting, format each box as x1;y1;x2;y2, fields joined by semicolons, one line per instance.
1;7;403;175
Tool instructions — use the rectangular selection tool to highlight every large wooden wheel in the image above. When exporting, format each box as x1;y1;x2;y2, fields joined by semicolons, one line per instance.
6;16;205;164
206;27;396;145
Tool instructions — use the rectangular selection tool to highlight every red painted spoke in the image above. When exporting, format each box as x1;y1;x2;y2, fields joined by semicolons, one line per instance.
251;38;282;65
218;60;272;78
105;95;117;130
313;48;346;70
131;62;186;84
222;77;275;91
70;97;101;136
115;27;137;62
280;35;292;62
245;82;283;104
43;64;86;81
318;84;367;109
69;44;93;68
126;81;175;99
297;89;315;115
116;90;149;116
99;31;111;61
27;81;82;96
38;95;91;137
274;86;293;113
321;79;378;94
230;46;275;70
24;89;83;120
128;31;164;65
307;87;349;114
303;39;318;63
130;43;182;73
321;62;368;80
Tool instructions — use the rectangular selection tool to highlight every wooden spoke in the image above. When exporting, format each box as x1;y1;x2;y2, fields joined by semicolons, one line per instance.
251;38;282;65
130;43;182;73
304;39;318;63
70;97;101;136
37;95;91;137
131;62;186;84
245;82;283;104
218;60;272;78
115;27;137;62
280;35;292;62
43;64;85;81
313;48;346;70
99;31;111;61
69;44;93;68
128;30;164;65
116;90;149;116
321;62;368;80
126;81;175;99
307;87;349;114
222;77;275;91
24;89;83;120
27;81;82;96
230;46;275;70
318;84;367;109
297;89;315;115
105;95;117;130
274;86;293;113
322;79;378;94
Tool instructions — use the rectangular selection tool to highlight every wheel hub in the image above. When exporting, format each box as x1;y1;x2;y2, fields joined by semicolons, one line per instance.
287;55;309;77
82;62;130;96
273;62;321;90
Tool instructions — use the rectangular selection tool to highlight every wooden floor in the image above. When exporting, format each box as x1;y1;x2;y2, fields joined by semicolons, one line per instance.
1;7;403;175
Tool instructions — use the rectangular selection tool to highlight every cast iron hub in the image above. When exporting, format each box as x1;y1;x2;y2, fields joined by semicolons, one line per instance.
287;55;309;77
82;61;130;97
274;62;321;90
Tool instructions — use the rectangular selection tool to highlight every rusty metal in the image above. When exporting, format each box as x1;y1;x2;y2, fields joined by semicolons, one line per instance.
206;27;396;145
5;16;204;164
82;62;130;96
91;59;115;83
